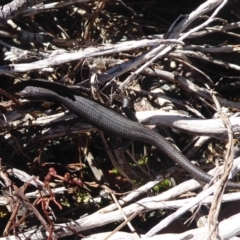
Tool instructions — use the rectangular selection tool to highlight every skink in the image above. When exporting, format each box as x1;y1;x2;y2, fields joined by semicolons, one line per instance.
14;80;240;189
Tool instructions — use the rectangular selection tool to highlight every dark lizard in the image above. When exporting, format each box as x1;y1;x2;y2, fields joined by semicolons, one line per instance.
13;80;240;189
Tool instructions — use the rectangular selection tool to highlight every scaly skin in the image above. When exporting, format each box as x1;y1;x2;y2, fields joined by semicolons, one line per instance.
14;80;240;189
